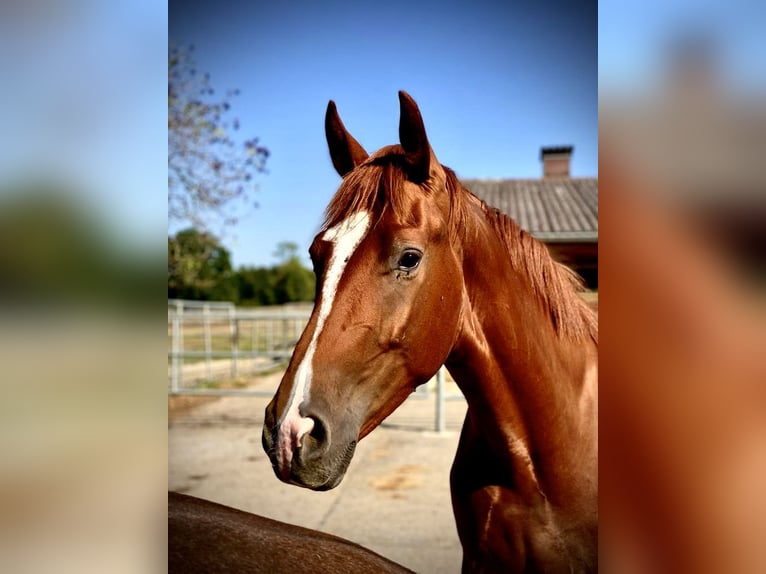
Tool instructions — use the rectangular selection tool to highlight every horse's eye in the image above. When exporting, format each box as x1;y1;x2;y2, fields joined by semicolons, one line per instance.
398;250;422;271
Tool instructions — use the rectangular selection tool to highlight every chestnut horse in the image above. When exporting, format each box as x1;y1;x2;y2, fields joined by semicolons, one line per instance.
168;492;413;573
263;92;598;572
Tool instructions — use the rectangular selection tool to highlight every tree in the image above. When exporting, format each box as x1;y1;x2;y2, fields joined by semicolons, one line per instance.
236;266;277;306
272;241;315;304
168;44;269;230
273;259;315;304
168;232;316;305
272;241;300;265
168;228;235;301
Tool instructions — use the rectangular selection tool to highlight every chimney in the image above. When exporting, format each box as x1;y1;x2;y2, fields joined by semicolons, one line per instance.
541;146;573;178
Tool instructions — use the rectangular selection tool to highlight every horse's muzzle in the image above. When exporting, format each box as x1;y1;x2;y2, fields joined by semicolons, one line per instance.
262;402;358;490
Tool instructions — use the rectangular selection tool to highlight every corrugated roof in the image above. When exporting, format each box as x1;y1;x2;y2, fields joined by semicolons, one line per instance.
461;177;598;242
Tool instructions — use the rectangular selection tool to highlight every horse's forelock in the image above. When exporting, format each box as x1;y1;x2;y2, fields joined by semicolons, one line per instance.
322;146;463;236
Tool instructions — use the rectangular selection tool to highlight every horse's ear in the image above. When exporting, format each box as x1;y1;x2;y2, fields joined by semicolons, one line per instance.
325;100;368;177
398;90;430;183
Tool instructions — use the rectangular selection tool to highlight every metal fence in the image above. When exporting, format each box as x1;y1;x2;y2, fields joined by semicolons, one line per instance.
168;299;464;431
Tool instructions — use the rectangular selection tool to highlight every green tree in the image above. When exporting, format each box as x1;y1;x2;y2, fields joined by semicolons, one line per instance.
273;241;300;264
236;266;277;306
168;44;269;230
273;259;315;304
168;228;235;301
272;242;315;304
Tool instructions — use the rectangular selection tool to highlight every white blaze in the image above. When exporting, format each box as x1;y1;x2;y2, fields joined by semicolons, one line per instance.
276;211;371;467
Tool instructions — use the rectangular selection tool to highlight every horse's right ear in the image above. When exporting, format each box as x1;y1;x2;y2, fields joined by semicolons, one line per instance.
398;91;431;183
325;101;368;177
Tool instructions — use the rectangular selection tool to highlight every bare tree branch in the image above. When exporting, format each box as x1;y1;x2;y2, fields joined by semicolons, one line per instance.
168;44;269;231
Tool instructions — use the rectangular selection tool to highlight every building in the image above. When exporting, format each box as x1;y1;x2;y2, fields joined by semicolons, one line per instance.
462;146;598;289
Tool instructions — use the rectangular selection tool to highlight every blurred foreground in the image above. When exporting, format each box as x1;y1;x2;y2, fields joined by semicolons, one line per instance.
600;19;766;572
0;186;166;573
0;1;167;571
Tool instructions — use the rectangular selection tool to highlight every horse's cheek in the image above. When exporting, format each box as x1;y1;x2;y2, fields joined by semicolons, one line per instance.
414;278;462;368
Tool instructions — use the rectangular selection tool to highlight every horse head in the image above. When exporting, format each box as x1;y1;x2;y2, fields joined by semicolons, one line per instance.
263;92;464;489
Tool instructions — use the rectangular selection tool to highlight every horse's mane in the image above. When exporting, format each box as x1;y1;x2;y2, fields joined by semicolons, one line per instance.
322;146;597;343
446;169;598;344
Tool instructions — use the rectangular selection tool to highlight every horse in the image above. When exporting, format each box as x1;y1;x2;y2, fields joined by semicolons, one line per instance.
262;91;598;573
168;492;414;573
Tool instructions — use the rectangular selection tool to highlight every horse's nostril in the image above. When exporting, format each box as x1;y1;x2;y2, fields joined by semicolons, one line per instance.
308;416;327;444
292;416;315;448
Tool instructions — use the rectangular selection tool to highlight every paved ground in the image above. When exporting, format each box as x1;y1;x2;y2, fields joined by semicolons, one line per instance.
169;370;468;573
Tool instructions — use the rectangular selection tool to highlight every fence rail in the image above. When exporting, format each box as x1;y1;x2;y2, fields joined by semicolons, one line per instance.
167;300;463;431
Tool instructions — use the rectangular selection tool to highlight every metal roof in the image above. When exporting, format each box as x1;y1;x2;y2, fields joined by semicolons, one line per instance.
461;177;598;242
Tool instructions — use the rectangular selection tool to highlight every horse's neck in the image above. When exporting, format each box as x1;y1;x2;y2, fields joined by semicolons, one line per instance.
446;220;597;503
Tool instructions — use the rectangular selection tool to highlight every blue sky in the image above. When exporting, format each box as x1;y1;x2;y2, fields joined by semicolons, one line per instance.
170;0;597;268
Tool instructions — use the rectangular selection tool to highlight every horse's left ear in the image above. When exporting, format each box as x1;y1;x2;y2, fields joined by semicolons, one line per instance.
324;100;367;177
325;100;369;177
398;91;431;183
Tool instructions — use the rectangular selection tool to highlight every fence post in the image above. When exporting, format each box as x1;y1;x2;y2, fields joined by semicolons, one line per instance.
435;366;446;433
281;317;288;355
171;301;183;393
229;307;239;378
203;303;212;380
